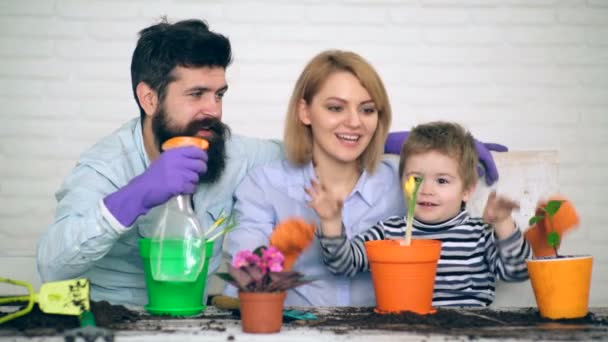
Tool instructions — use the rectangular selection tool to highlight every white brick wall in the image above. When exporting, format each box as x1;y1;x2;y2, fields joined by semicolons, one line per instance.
1;0;607;306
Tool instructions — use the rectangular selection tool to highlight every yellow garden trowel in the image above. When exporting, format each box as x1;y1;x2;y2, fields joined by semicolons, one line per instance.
0;277;90;324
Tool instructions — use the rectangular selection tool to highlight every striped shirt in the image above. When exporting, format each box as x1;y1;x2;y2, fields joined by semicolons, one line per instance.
319;210;531;307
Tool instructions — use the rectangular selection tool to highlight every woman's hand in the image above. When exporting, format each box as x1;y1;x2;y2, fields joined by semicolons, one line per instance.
305;179;343;237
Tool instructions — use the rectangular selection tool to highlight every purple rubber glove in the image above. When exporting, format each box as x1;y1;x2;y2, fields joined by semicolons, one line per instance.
384;131;508;186
103;146;208;227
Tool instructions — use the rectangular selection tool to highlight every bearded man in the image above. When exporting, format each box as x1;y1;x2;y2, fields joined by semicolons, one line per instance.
36;18;282;305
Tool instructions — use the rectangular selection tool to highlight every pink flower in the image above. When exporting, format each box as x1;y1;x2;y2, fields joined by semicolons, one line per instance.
232;250;260;268
262;246;285;272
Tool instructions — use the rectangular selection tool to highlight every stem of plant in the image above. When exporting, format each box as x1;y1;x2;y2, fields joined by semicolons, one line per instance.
405;215;414;246
548;215;560;257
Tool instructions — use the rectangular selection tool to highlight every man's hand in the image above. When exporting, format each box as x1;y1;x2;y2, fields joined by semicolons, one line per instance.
305;179;343;237
104;146;208;227
482;191;519;240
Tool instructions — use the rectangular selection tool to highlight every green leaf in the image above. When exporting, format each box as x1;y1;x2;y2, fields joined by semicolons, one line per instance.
529;215;544;225
544;200;564;217
547;231;560;248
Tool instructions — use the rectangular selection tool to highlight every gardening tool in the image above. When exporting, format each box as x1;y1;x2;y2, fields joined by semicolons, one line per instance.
64;310;114;342
0;278;90;324
524;196;579;257
269;218;316;270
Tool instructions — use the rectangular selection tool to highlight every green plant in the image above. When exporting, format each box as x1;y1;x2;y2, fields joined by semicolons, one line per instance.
215;246;313;292
529;200;564;257
205;211;237;242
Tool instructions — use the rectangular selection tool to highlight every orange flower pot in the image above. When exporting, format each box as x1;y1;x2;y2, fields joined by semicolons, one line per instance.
365;239;442;314
238;291;286;333
527;256;593;319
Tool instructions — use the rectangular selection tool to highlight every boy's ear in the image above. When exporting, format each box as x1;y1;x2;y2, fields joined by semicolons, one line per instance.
462;182;477;202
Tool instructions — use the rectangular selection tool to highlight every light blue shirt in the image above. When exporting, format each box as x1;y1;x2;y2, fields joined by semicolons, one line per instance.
36;118;282;306
225;158;406;306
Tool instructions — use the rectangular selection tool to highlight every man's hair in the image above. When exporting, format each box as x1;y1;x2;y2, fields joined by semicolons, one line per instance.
283;50;392;173
131;18;232;120
398;121;478;190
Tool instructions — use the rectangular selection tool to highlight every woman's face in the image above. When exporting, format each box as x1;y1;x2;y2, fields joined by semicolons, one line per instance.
298;71;379;167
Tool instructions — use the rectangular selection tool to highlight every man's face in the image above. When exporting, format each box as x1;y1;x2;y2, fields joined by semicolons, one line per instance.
152;66;231;184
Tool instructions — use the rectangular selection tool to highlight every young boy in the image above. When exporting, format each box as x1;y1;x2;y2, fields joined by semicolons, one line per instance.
308;121;531;307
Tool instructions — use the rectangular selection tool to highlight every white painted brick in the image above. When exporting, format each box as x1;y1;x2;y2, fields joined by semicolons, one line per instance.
0;159;73;179
504;27;588;45
423;27;505;45
557;8;608;25
0;198;53;217
0;38;54;58
1;138;86;160
230;62;303;82
581;107;608;124
0;0;55;16
56;0;140;19
0;98;81;119
588;0;608;7
54;40;134;60
306;5;388;24
46;80;132;100
223;4;307;24
83;19;151;42
139;4;223;23
496;0;566;7
252;24;420;44
554;46;608;65
0;17;86;39
389;7;470;25
421;0;499;7
384;66;490;86
0;58;65;80
0;259;41;290
1;178;59;198
60;61;131;82
0;80;47;97
470;8;557;25
586;27;608;46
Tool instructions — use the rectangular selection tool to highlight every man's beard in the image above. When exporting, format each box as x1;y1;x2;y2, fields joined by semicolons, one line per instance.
152;106;230;184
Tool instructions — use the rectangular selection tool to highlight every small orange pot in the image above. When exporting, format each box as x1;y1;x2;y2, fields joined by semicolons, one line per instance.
527;255;593;319
238;291;286;333
365;239;442;314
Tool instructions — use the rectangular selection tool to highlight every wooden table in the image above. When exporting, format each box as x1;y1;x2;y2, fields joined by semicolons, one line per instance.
1;306;607;341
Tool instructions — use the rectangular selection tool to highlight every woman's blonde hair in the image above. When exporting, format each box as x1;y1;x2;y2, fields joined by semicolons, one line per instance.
283;50;392;173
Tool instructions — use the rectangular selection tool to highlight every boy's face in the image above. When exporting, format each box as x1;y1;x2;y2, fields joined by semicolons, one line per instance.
403;150;475;224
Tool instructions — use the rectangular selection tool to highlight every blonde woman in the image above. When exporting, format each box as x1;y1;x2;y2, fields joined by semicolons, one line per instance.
225;50;405;306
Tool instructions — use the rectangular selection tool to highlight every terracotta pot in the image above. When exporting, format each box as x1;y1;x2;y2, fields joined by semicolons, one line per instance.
527;255;593;319
238;291;286;333
365;239;442;314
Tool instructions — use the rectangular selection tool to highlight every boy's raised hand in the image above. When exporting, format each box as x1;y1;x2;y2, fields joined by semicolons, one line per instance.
305;179;343;237
483;191;520;240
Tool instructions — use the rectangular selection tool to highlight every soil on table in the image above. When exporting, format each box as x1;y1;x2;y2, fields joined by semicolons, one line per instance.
2;302;607;340
299;306;608;340
0;300;139;336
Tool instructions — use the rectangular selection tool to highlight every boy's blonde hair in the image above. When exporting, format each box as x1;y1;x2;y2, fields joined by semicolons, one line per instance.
283;50;392;173
398;121;478;190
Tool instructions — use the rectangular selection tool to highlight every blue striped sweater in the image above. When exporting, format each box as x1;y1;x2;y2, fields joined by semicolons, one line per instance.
318;210;531;307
